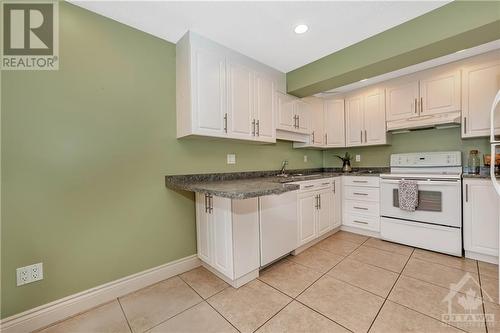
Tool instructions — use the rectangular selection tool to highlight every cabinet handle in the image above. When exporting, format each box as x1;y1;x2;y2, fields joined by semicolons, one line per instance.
252;119;256;136
333;181;336;194
354;206;368;210
353;220;368;225
364;130;367;143
297;115;300;128
304;184;315;188
465;184;468;202
312;131;315;143
314;195;319;209
322;182;330;185
353;180;368;183
360;130;363;143
414;98;418;114
319;194;321;209
256;120;260;136
204;194;209;213
209;195;213;213
325;133;328;145
223;113;228;133
420;97;423;113
353;192;368;196
464;117;467;134
295;115;299;128
293;115;297;128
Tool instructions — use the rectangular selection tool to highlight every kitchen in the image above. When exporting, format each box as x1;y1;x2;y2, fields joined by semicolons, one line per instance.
2;1;500;333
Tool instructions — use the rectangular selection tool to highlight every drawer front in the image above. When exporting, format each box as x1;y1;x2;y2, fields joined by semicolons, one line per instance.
294;179;332;192
343;176;380;188
344;186;380;202
343;213;380;231
344;199;380;217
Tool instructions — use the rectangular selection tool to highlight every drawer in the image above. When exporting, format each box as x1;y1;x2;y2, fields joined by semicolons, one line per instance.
294;179;332;192
343;176;379;188
343;213;380;232
344;199;379;217
344;186;379;202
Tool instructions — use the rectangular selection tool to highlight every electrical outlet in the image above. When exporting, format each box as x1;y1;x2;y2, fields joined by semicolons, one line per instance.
303;155;308;163
355;155;361;162
226;154;236;165
16;263;43;286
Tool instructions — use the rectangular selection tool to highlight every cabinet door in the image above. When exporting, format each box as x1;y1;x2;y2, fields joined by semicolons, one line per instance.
463;180;500;257
324;99;345;147
419;69;461;116
276;92;296;132
310;102;325;146
295;100;311;134
363;88;387;145
317;189;333;236
227;61;254;139
211;196;234;279
345;94;364;146
332;178;342;229
254;72;276;142
298;192;317;246
192;47;226;135
462;60;500;138
195;193;211;264
385;79;419;121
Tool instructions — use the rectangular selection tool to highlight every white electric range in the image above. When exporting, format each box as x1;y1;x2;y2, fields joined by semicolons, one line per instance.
379;151;463;256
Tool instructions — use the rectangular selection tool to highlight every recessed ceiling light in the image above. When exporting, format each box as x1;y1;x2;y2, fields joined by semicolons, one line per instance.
294;24;308;34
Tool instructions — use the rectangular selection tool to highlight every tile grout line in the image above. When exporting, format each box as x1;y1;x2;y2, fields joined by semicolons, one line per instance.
177;273;241;333
366;246;415;332
117;297;134;333
476;260;489;333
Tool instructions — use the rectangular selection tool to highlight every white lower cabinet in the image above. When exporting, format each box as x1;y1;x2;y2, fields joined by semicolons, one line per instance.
342;176;380;232
296;178;341;247
463;179;500;263
195;193;260;287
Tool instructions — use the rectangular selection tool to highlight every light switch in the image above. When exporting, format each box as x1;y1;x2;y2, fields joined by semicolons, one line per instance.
355;155;361;162
227;154;236;164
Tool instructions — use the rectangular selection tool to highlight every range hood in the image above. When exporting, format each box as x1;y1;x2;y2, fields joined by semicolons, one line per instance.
386;111;461;132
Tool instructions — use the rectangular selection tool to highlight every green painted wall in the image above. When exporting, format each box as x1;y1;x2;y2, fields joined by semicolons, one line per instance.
323;127;490;168
287;1;500;97
0;3;323;318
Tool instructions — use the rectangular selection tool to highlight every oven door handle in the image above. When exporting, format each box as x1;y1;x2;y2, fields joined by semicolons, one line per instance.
380;179;460;185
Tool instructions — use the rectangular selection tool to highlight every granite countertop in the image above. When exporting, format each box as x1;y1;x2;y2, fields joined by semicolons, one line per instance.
165;167;388;199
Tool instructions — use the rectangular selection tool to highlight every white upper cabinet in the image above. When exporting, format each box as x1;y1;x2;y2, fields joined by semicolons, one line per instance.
227;61;254;139
295;100;312;134
385;79;419;121
346;88;387;147
190;46;227;136
176;31;284;143
462;57;500;138
324;99;345;148
419;69;461;116
345;94;364;146
254;73;276;141
364;88;387;145
276;92;296;132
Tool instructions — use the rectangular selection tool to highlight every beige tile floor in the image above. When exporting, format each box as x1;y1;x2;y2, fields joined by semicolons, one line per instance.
38;231;500;333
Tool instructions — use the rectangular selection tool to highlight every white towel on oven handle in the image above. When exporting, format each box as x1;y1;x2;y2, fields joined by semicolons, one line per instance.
398;180;418;212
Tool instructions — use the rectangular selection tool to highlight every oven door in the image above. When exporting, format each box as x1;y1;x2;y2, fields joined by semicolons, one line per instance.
380;178;461;227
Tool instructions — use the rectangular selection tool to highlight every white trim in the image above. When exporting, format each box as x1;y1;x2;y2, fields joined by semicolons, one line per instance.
465;251;499;265
0;255;201;333
340;225;381;238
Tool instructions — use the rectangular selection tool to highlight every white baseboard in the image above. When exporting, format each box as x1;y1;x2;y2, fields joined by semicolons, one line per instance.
1;254;201;333
465;250;499;265
340;225;381;238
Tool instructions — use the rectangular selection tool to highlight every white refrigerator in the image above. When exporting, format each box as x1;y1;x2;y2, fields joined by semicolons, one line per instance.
490;90;500;302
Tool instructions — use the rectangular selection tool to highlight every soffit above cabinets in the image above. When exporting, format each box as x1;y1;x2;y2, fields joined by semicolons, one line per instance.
70;1;448;73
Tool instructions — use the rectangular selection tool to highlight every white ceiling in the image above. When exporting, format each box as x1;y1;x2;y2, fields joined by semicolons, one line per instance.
72;1;450;73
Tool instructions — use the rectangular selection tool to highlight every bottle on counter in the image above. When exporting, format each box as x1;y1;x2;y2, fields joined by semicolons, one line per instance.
468;150;480;175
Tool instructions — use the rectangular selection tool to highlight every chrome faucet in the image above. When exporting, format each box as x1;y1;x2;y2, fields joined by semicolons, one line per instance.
279;160;288;176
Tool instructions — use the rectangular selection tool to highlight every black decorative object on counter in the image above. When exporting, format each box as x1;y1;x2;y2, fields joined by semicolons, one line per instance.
335;152;353;173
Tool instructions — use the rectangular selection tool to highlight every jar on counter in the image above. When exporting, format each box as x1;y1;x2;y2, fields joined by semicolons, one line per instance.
468;150;480;175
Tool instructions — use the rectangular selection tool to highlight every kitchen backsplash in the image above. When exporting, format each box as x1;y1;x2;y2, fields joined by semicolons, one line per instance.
323;127;490;167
